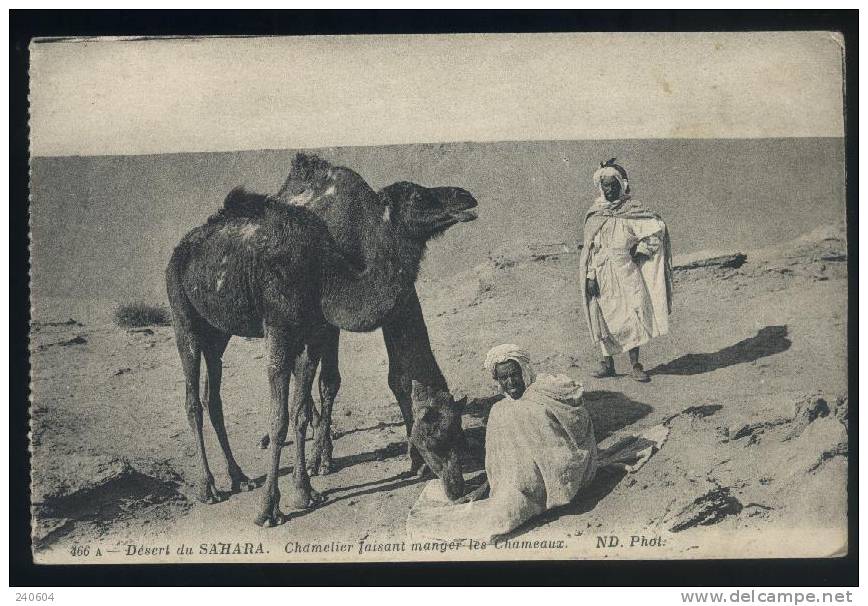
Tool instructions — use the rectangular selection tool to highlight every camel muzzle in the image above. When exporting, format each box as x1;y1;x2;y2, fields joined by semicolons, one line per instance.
451;208;478;223
446;191;478;223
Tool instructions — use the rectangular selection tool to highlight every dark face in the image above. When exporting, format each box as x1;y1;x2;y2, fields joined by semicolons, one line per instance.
494;359;526;400
381;182;478;240
600;175;622;202
408;382;467;500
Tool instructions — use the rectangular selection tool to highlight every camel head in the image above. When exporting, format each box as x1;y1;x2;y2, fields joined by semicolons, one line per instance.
379;182;478;242
409;380;467;501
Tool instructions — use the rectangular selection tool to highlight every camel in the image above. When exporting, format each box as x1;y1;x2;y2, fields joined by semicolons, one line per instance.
261;177;478;480
165;153;477;526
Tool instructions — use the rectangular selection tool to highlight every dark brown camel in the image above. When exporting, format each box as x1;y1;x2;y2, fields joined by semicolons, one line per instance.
166;153;476;526
260;176;478;481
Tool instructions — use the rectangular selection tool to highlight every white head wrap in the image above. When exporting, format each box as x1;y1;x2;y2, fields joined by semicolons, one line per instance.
484;344;537;398
592;160;630;200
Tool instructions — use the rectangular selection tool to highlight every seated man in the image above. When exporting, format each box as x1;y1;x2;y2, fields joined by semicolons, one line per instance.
407;344;598;541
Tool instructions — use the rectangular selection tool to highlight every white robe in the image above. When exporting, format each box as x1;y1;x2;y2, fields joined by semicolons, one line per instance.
406;374;597;542
580;199;672;356
405;374;671;542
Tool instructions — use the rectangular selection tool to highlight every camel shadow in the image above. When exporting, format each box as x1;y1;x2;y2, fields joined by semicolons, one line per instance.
649;325;791;376
330;440;407;472
276;471;428;524
320;471;424;502
252;440;409;482
333;421;405;440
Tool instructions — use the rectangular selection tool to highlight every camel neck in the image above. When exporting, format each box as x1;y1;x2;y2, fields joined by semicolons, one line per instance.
319;213;426;332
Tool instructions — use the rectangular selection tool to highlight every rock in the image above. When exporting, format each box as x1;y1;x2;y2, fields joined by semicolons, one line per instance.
32;455;183;513
669;487;743;532
31;517;74;549
489;241;572;268
681;404;723;419
130;328;155;336
32;455;132;505
743;503;774;518
674;252;747;271
832;395;848;430
113;367;132;376
60;335;87;346
33;318;83;328
783;395;831;441
729;422;765;441
808;441;848;473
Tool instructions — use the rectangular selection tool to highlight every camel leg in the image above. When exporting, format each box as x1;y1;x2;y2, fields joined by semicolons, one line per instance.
202;331;256;494
255;325;300;527
385;364;423;474
288;340;326;508
309;326;340;476
382;289;447;475
174;324;222;504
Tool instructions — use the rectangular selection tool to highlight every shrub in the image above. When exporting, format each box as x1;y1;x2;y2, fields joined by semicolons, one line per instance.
113;302;171;328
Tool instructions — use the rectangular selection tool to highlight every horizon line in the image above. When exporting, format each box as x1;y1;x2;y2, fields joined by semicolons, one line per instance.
30;135;845;160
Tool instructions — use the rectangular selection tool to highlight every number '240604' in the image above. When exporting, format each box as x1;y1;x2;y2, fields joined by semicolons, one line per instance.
15;594;54;602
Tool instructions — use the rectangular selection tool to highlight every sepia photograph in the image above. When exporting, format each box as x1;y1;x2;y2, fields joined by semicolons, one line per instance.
25;29;849;567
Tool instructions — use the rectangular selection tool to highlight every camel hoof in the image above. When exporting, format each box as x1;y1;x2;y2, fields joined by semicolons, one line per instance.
197;480;224;504
415;463;432;479
308;458;333;477
258;434;270;449
231;475;257;493
306;458;322;477
290;488;325;510
253;508;287;528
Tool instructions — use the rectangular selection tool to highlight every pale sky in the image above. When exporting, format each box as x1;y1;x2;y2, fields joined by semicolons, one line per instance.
30;32;845;157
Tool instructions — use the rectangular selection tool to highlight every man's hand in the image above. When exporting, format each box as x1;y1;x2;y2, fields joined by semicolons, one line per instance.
586;277;600;298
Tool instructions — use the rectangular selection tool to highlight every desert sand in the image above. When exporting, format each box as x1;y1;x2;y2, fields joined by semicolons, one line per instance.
29;218;848;563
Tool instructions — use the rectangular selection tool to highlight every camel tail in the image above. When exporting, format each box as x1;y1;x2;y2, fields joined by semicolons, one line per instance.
165;242;192;323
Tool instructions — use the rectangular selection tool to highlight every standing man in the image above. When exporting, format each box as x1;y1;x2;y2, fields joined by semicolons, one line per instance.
579;159;673;383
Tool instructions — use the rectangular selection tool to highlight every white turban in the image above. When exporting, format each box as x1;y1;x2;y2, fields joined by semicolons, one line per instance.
484;344;537;398
592;160;630;199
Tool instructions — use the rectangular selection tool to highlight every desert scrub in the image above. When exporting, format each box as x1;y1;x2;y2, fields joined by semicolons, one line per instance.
113;302;171;328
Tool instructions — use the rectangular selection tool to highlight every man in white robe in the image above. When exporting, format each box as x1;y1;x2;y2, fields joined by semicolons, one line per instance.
579;159;673;382
406;345;598;542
